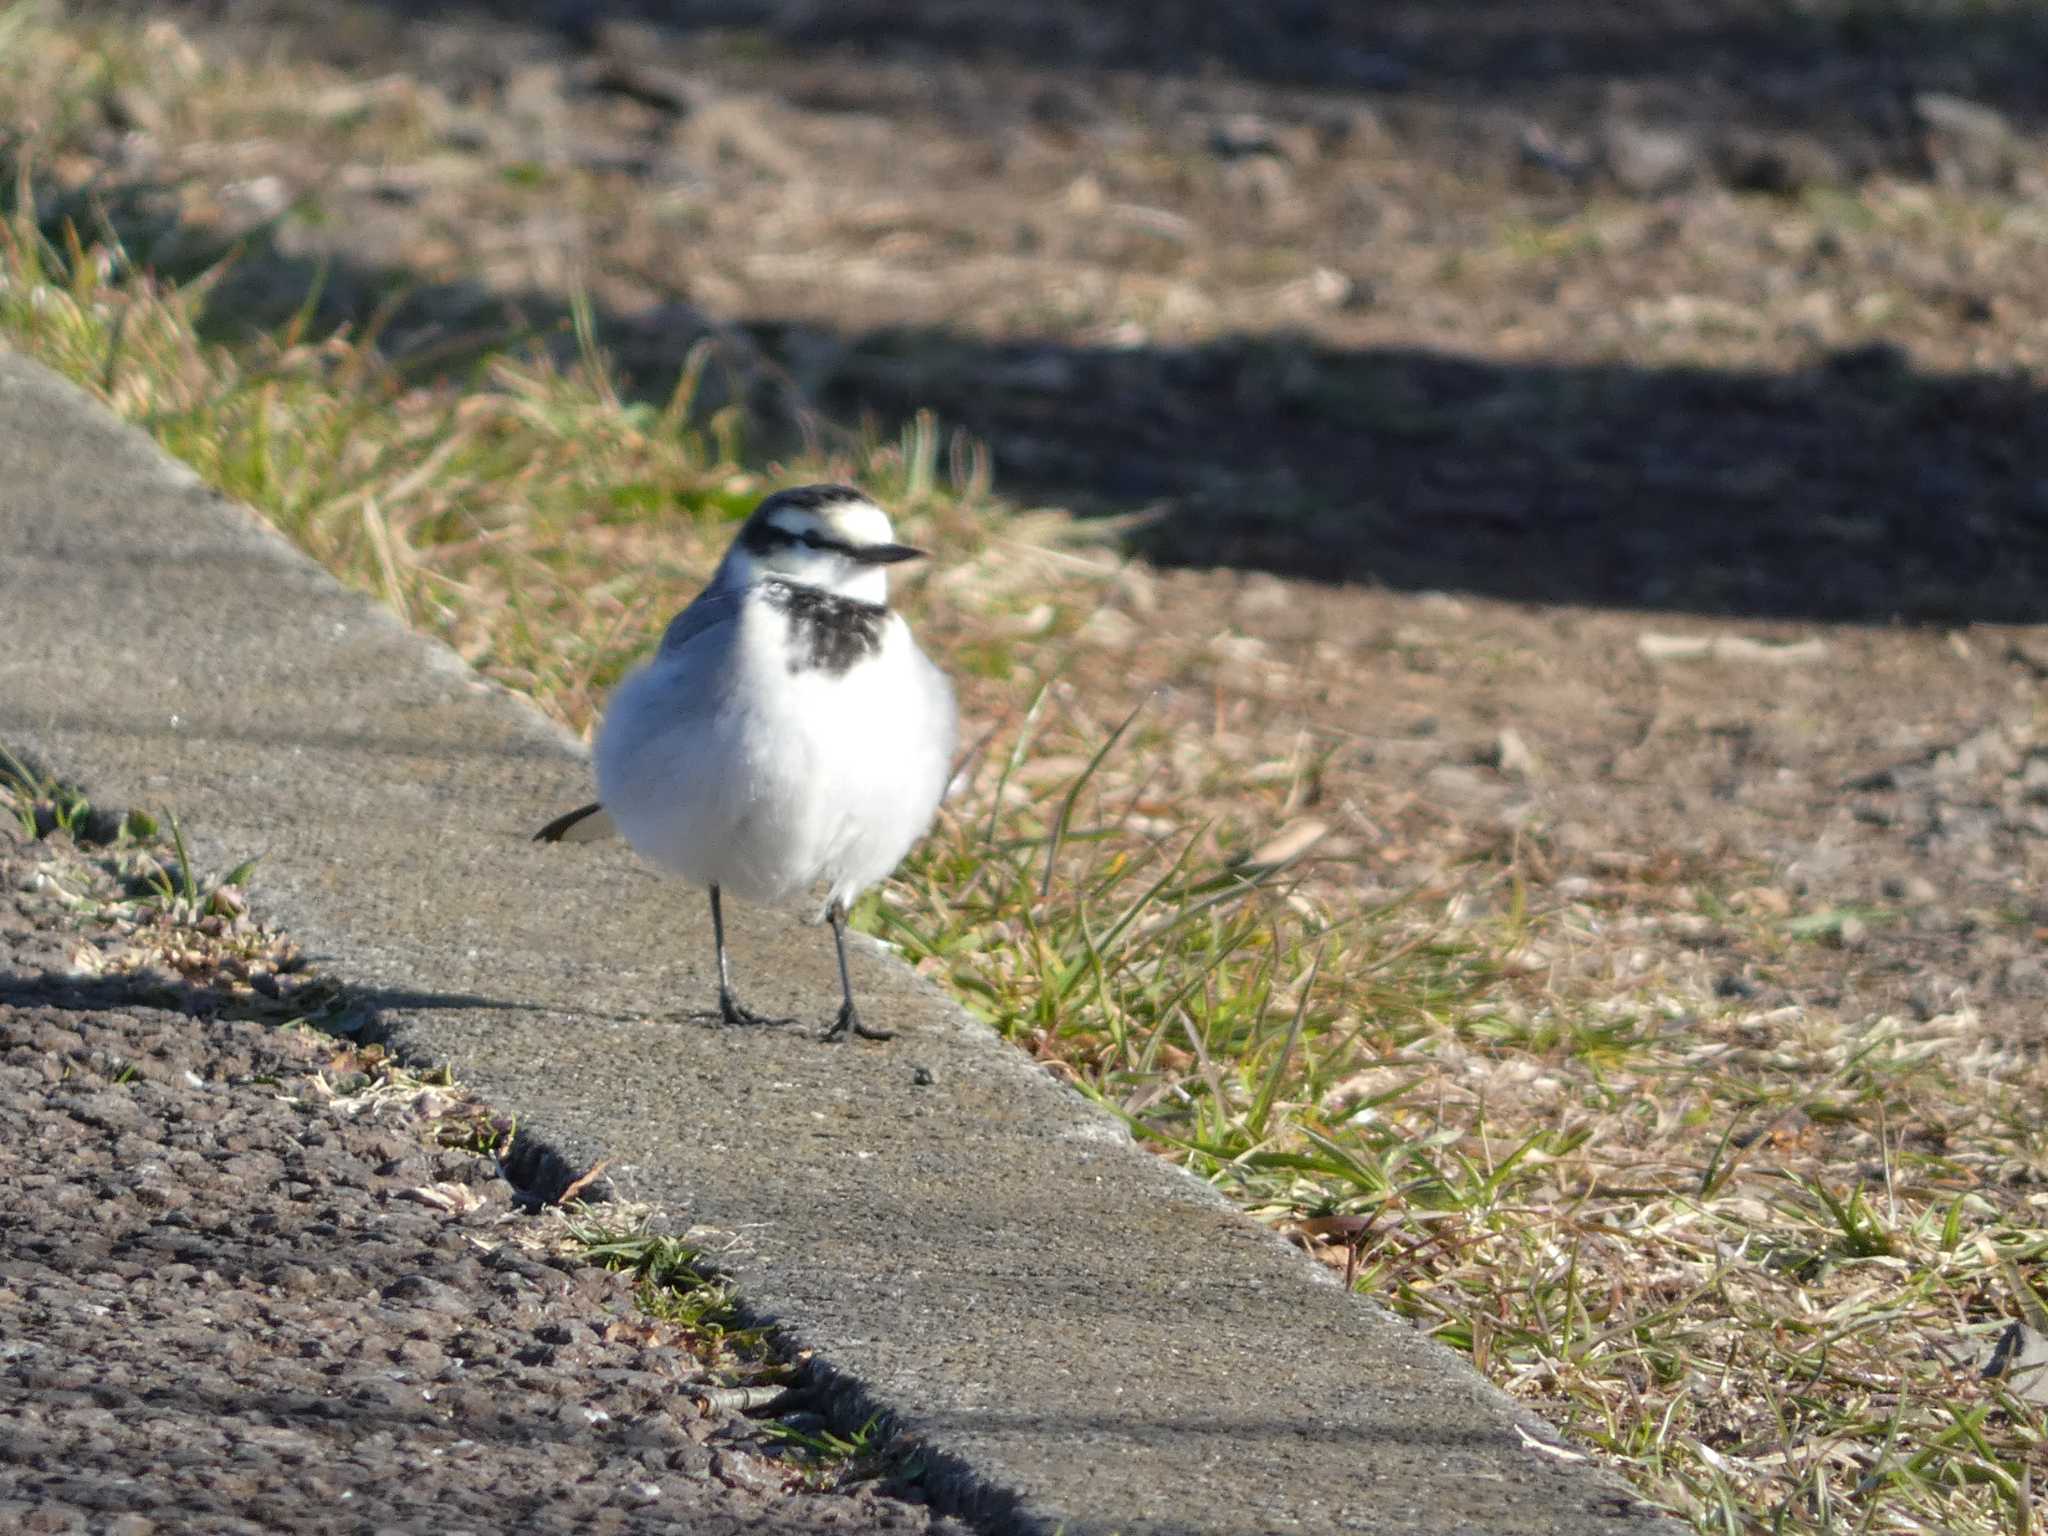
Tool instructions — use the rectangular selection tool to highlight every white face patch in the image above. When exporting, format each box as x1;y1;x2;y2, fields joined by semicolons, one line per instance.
815;495;896;548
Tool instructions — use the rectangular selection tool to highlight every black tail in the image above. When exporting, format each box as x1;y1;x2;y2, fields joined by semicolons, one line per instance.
534;802;606;843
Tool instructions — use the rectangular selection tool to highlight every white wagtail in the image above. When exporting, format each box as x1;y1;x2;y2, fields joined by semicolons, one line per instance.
535;485;957;1042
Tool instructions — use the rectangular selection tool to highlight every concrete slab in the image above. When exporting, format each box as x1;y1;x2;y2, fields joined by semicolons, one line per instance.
0;347;1682;1536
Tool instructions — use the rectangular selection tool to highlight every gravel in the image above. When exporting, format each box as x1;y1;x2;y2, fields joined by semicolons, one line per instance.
0;821;967;1536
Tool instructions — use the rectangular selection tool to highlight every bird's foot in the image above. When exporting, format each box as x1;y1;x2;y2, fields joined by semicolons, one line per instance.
822;1001;894;1043
718;992;794;1029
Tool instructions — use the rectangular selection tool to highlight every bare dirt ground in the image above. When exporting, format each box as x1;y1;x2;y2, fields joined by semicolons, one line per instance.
0;819;965;1534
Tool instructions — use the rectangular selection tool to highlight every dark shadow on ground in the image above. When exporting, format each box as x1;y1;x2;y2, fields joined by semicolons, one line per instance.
128;0;2048;147
816;325;2048;624
0;966;545;1030
10;152;2047;625
717;0;2048;133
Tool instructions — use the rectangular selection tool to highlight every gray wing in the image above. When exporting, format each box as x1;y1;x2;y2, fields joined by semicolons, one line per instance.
658;584;746;657
573;581;751;793
536;589;747;845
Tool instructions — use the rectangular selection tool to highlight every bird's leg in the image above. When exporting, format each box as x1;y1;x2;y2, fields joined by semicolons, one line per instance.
710;884;784;1027
822;898;894;1042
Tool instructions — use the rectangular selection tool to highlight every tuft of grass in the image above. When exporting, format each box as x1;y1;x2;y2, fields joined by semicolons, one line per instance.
562;1217;769;1352
757;1411;894;1479
0;745;99;840
1;746;315;1008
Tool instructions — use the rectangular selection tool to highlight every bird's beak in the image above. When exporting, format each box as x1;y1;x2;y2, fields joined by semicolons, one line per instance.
848;542;927;565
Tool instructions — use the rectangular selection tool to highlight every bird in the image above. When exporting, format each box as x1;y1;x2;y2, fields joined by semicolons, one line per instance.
535;484;957;1043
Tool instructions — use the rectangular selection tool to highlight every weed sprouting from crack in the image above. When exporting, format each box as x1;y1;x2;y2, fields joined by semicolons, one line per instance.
757;1412;895;1482
555;1215;770;1361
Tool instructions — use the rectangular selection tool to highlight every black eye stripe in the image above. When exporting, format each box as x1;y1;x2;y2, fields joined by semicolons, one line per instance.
794;529;857;555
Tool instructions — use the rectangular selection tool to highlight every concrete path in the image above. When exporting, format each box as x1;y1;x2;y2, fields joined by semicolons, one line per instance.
0;347;1681;1536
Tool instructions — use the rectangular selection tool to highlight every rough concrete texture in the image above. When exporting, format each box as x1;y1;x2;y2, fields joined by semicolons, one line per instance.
0;348;1681;1535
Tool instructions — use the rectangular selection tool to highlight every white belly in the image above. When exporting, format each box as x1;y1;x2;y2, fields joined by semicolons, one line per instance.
594;598;955;907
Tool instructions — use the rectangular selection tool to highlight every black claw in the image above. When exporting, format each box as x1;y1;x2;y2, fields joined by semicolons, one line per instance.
823;1002;894;1043
719;992;792;1029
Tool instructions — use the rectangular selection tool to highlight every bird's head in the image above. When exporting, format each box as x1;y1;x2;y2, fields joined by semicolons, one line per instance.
718;485;924;604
